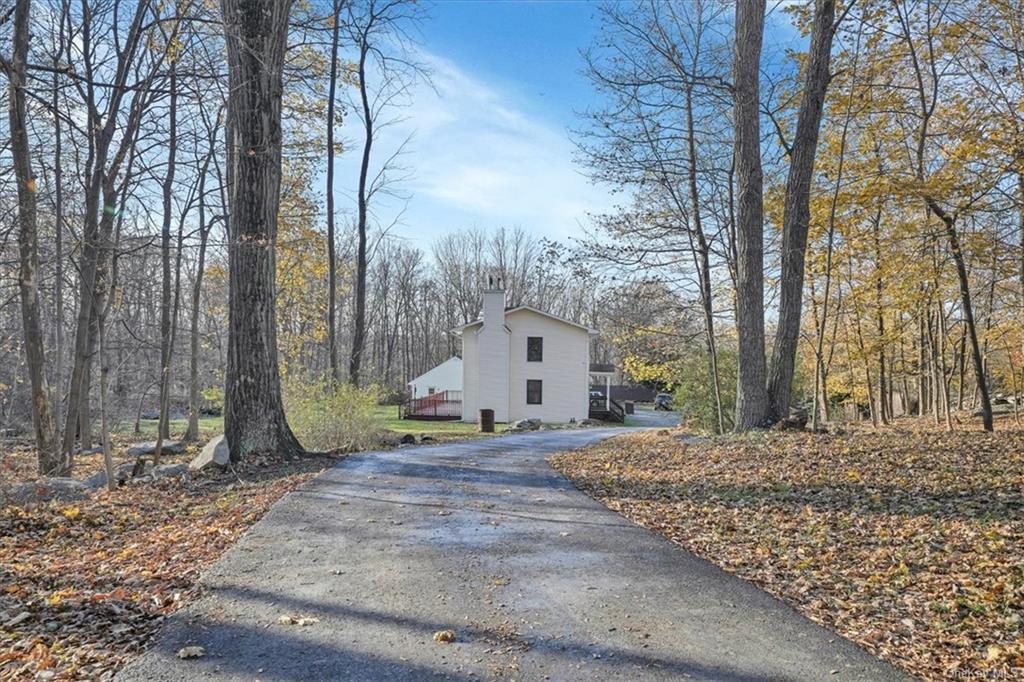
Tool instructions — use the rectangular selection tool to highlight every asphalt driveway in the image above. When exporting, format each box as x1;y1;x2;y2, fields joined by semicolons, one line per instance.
118;428;906;681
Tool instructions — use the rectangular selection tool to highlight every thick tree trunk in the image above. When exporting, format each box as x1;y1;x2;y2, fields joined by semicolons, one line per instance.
731;0;769;430
221;0;302;461
765;0;836;422
5;0;60;473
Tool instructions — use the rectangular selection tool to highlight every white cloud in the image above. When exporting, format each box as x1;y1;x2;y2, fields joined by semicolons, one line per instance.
335;50;614;244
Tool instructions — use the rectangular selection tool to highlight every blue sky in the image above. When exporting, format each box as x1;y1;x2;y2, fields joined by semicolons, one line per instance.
333;0;803;247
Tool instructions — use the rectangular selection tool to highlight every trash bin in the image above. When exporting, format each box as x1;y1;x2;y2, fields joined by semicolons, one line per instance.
624;401;635;415
479;408;495;433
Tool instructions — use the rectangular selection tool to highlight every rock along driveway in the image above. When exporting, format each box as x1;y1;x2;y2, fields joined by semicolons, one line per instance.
119;428;907;682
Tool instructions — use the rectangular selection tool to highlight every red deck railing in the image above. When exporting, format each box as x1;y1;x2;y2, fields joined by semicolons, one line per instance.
400;390;462;420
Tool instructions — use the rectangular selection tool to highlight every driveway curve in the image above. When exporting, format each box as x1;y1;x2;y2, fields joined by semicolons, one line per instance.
119;428;906;682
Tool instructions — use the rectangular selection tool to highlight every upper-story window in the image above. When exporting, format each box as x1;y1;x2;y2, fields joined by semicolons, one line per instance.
527;336;543;362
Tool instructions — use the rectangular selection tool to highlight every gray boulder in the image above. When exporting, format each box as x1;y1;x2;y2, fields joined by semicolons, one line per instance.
6;478;89;505
399;434;416;445
189;435;230;471
83;461;140;489
507;418;542;432
127;440;186;457
152;463;189;480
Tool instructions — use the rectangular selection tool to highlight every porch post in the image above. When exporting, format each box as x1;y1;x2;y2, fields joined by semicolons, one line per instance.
605;375;610;410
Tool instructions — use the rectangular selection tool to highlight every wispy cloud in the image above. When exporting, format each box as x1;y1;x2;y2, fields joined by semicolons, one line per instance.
336;49;614;244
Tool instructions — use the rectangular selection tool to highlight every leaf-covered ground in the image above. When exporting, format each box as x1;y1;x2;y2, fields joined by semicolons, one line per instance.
550;428;1024;681
0;455;337;680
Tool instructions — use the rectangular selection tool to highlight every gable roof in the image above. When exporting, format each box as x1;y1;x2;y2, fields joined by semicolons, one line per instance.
407;356;462;386
451;305;598;335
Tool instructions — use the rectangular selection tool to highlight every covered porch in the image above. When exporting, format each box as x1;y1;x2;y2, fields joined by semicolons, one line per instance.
588;363;625;422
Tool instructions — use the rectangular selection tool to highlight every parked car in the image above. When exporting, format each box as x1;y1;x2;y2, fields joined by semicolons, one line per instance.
654;393;673;411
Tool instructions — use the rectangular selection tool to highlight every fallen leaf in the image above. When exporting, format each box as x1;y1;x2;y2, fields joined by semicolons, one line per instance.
433;629;456;644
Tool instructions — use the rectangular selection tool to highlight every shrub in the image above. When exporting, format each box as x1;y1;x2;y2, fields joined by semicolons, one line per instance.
672;349;737;434
283;377;382;453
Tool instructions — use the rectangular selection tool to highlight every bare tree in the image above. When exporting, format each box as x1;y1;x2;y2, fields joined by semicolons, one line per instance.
345;0;423;386
2;0;59;472
325;0;345;382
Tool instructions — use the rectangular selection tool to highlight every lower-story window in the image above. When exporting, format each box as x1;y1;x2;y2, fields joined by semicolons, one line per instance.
527;380;543;405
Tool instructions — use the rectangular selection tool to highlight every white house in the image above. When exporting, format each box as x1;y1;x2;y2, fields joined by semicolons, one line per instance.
407;356;462;399
453;276;596;424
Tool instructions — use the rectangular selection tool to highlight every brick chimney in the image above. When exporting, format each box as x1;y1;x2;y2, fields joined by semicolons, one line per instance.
482;272;506;329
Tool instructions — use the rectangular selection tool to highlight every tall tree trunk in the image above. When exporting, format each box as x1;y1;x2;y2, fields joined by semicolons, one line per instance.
4;0;59;473
917;307;927;416
220;0;302;461
732;0;769;430
186;160;213;442
871;206;888;425
326;0;342;383
930;202;993;430
684;85;725;434
765;0;837;421
155;68;178;463
52;57;65;438
98;298;115;492
349;38;373;386
1019;169;1024;405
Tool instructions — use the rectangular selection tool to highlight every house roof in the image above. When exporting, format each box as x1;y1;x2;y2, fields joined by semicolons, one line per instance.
451;305;598;335
407;356;462;386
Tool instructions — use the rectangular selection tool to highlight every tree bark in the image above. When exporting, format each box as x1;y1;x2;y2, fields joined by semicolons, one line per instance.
349;36;373;387
186;160;213;441
155;67;178;464
765;0;836;422
732;0;769;430
684;83;726;434
220;0;302;461
326;0;342;383
932;203;993;430
4;0;60;473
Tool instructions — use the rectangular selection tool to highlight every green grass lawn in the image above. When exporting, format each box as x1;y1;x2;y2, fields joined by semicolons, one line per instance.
373;405;506;436
121;408;497;442
114;415;223;440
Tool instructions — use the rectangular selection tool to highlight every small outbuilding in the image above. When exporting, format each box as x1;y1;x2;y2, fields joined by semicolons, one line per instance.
407;356;463;399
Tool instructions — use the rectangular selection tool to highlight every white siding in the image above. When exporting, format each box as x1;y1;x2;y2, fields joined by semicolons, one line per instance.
506;310;590;423
408;357;462;398
475;322;511;422
462;331;479;422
